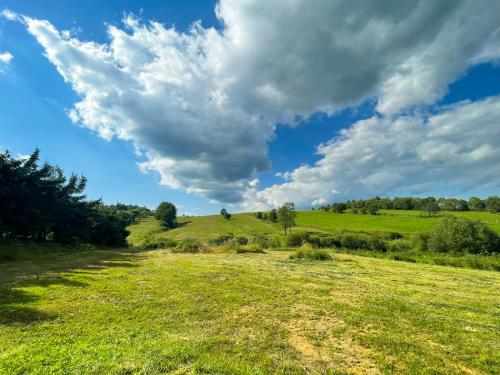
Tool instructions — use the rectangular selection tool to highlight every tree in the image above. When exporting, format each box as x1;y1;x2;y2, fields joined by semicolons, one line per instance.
422;200;440;217
485;196;500;213
269;209;278;222
255;211;262;219
220;208;227;216
262;212;268;220
156;202;177;228
277;202;297;234
331;202;347;213
224;212;232;220
468;197;485;211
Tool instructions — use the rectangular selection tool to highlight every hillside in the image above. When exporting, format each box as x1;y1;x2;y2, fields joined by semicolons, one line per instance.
128;210;500;247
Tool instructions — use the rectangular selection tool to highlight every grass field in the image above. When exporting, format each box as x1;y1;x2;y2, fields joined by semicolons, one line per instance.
1;244;499;374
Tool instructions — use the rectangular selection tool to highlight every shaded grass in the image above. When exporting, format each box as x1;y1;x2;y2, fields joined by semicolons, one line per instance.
0;246;498;374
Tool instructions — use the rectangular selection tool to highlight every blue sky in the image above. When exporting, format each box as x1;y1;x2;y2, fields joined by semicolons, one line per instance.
1;0;499;214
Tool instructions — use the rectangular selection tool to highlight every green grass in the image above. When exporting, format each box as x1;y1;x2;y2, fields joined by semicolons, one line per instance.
127;214;281;246
296;210;500;234
0;244;498;374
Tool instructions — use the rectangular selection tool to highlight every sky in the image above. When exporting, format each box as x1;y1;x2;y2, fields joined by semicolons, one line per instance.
0;0;499;214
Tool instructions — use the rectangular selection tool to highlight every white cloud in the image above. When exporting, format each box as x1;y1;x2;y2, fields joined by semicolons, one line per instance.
10;0;500;203
0;51;13;63
246;97;500;209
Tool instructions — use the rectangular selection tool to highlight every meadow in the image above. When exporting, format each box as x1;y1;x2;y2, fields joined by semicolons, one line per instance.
1;243;499;374
1;209;499;374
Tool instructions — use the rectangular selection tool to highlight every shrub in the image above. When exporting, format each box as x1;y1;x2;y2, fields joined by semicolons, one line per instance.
387;239;412;252
307;234;322;247
207;234;233;246
268;234;283;248
367;235;387;252
428;216;499;254
340;233;369;249
285;231;309;247
175;237;204;253
319;236;341;248
234;236;249;245
138;236;177;249
290;249;333;261
410;232;429;252
224;240;242;252
384;232;403;240
252;235;270;249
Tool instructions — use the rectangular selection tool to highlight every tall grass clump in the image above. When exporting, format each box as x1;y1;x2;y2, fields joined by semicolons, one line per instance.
136;235;177;249
175;237;205;253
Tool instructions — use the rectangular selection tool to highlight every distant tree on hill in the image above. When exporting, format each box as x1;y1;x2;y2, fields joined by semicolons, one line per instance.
262;212;268;220
485;196;500;213
224;212;232;220
220;208;227;216
422;201;440;217
269;209;278;222
156;202;177;229
277;202;296;234
331;202;347;213
468;197;485;211
255;212;262;219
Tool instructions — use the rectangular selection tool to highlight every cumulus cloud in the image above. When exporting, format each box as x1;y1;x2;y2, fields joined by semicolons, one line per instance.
7;0;500;203
246;97;500;209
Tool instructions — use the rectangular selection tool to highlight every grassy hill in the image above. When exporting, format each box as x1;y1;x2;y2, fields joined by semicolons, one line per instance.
128;210;500;247
1;245;499;374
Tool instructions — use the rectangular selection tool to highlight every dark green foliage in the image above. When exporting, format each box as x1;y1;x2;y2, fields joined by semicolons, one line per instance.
285;231;309;247
155;202;177;229
331;202;347;213
224;212;232;220
0;149;130;246
307;234;322;247
261;212;268;220
387;239;412;252
428;216;499;254
269;209;278;222
290;249;333;261
255;212;262;219
485;196;500;213
319;236;341;248
340;233;370;249
234;236;248;245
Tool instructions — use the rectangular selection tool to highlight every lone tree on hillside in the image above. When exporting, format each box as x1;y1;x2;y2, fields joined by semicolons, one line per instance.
269;209;278;223
277;202;297;234
156;202;177;229
220;208;227;216
224;211;232;220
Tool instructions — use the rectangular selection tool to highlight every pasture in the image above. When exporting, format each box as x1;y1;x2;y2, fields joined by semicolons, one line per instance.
1;244;499;374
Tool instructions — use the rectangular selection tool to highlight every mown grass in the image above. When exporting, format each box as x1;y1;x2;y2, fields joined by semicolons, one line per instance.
0;243;499;374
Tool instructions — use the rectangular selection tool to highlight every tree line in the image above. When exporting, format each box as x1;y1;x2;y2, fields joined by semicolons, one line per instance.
0;149;151;246
316;196;500;215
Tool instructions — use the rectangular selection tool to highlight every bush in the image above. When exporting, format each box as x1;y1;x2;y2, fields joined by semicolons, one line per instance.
367;235;387;252
428;216;499;254
252;235;270;249
307;234;322;247
207;234;233;246
384;232;403;240
234;236;249;245
290;248;333;261
268;234;283;248
285;231;309;247
175;237;205;253
319;236;341;248
340;233;369;249
410;232;429;252
387;239;412;252
137;236;177;249
236;244;266;254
